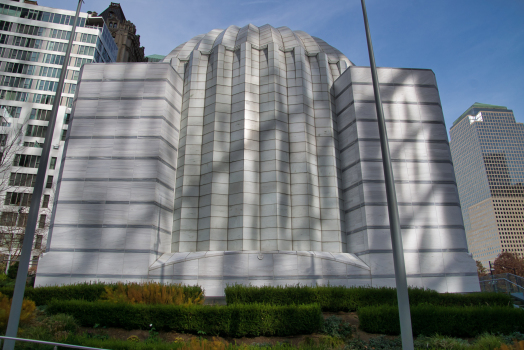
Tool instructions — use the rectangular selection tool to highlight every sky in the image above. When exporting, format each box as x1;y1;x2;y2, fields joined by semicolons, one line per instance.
41;0;524;131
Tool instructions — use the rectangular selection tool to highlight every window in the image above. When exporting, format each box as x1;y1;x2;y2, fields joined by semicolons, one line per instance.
2;48;39;62
74;57;92;67
46;41;67;52
64;114;71;124
45;175;53;189
0;75;33;89
42;53;64;65
34;235;42;249
23;141;42;148
25;125;47;138
3;62;35;75
42;195;50;208
13;154;41;168
61;97;73;108
65;83;76;94
49;157;57;170
60;129;67;141
36;79;57;92
0;134;7;146
4;192;32;206
0;106;21;118
0;90;28;102
1;212;17;226
38;66;61;78
30;108;51;121
9;173;37;187
0;20;12;31
32;94;54;105
38;214;46;229
17;213;28;227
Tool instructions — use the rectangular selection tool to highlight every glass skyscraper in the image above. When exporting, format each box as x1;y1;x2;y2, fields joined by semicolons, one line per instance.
450;103;524;267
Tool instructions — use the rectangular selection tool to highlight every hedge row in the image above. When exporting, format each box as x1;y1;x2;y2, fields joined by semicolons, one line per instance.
358;304;524;337
46;300;322;337
0;283;203;306
224;284;512;311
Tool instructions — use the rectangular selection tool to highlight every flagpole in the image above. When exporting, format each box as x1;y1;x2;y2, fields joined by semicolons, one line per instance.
359;1;414;349
2;1;83;349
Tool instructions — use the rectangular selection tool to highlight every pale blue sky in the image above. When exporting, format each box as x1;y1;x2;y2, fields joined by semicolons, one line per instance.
41;0;524;130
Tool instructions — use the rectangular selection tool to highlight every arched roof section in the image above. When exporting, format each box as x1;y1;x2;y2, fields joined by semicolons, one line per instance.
235;23;260;47
195;29;223;52
165;25;352;65
294;30;321;54
276;26;302;51
311;36;354;66
212;25;240;49
259;24;284;48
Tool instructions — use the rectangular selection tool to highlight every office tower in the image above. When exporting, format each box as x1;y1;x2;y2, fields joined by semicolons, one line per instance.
36;24;478;295
0;0;117;268
450;103;524;268
98;2;145;62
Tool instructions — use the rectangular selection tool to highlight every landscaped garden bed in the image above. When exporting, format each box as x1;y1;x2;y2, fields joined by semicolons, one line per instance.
1;282;523;349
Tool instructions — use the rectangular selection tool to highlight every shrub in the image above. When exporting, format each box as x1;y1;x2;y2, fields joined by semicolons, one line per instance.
320;316;352;340
0;292;36;330
41;313;79;334
345;336;402;350
7;262;18;280
498;340;524;350
20;313;79;346
101;281;203;305
358;304;524;337
474;333;506;350
414;334;469;350
501;333;524;344
225;284;512;311
46;300;322;337
0;283;107;305
0;282;203;306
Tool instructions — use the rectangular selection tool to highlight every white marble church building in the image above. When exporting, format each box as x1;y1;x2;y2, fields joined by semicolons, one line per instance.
35;24;479;295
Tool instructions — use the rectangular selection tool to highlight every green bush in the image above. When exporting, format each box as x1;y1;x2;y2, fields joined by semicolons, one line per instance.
7;262;18;280
358;304;524;337
0;283;203;306
224;284;512;311
320;315;353;340
46;300;322;337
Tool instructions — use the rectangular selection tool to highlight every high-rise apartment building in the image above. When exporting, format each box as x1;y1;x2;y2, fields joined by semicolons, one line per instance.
0;0;117;268
450;103;524;268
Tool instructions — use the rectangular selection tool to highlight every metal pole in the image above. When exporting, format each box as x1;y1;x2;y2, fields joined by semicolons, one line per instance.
3;1;83;349
359;1;414;349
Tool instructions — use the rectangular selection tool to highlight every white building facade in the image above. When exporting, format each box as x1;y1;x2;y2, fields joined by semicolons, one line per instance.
36;24;479;295
0;0;116;268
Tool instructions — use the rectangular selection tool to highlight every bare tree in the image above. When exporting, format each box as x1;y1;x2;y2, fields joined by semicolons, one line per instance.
0;107;52;275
